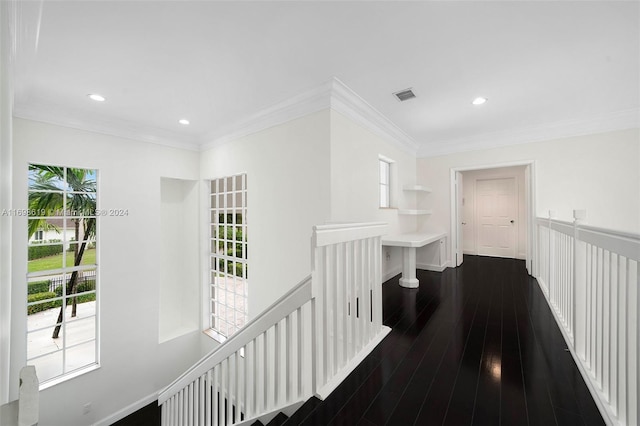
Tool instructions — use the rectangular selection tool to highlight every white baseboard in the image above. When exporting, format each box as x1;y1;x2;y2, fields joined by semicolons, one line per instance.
417;262;448;272
382;266;402;283
93;391;158;426
533;277;615;426
236;400;306;426
315;325;392;400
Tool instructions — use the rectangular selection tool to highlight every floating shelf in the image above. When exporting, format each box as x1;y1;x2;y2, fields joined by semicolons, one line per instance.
403;185;432;193
398;209;433;215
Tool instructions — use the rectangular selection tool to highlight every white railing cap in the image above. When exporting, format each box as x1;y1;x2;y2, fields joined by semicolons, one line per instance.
313;222;388;247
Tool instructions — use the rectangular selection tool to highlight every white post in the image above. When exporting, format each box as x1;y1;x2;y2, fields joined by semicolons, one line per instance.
399;247;418;288
573;210;586;355
18;367;38;426
573;209;587;225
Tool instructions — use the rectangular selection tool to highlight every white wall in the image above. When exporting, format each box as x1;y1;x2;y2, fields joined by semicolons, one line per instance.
0;0;14;405
417;128;640;265
329;110;418;280
200;110;332;318
159;178;200;343
461;166;527;259
11;119;207;425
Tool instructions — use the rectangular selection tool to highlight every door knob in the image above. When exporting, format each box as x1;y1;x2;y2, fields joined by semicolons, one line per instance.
510;220;515;224
462;222;467;225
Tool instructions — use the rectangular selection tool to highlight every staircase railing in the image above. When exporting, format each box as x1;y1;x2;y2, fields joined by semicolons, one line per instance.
158;222;390;426
535;214;639;426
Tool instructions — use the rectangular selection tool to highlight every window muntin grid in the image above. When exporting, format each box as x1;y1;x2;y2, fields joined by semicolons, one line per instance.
209;174;247;339
26;164;98;385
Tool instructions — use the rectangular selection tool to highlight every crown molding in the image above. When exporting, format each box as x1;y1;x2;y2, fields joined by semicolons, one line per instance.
328;78;418;155
199;80;334;151
13;100;201;151
418;108;640;158
200;77;419;155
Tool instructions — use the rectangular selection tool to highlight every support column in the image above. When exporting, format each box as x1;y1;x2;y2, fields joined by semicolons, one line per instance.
399;247;418;288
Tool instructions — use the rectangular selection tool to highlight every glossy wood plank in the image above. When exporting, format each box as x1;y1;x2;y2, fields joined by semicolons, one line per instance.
293;256;605;426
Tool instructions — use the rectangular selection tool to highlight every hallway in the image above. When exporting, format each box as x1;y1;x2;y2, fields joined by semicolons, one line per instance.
293;256;605;425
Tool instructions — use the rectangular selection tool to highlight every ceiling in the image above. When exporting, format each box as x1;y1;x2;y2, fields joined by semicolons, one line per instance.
11;1;640;157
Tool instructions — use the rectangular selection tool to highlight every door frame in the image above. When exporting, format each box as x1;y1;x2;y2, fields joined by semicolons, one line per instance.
450;160;536;274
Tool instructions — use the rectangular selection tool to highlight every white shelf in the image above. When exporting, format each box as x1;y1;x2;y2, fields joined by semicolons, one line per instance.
403;184;432;193
398;209;433;215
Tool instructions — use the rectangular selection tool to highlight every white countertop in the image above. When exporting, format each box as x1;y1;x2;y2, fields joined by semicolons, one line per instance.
381;231;447;248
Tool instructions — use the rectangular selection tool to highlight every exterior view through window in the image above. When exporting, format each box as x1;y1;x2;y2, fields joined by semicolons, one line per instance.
209;174;247;340
27;164;98;384
379;158;391;208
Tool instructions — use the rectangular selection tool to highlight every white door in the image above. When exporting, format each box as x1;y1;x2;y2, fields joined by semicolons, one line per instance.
476;178;517;258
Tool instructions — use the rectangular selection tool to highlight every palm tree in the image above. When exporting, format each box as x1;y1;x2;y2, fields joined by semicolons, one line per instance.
28;165;96;338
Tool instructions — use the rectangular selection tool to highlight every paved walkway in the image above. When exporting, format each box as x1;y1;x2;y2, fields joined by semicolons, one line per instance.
27;301;96;382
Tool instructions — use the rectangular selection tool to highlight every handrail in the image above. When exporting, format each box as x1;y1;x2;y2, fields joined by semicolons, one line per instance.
534;216;639;426
312;222;387;247
158;275;312;404
536;217;640;260
159;221;391;425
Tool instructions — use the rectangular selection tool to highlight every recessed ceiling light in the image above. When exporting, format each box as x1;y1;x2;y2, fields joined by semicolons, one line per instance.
87;94;106;102
178;119;190;125
472;97;487;106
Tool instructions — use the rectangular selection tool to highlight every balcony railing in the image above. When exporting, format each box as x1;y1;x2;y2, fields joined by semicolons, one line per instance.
535;214;639;426
158;222;390;425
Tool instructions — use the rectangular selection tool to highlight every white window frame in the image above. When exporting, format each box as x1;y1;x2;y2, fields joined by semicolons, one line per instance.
26;164;99;388
207;173;248;342
379;156;395;208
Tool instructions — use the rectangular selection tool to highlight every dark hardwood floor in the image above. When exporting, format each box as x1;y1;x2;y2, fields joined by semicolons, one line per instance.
117;255;604;426
292;255;604;426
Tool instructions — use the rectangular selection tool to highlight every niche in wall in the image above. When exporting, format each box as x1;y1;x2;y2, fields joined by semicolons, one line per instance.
159;177;199;342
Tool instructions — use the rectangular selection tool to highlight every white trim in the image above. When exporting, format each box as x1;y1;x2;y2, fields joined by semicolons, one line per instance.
314;325;391;400
450;160;536;270
419;108;640;158
93;391;158;426
201;77;419;156
200;81;332;151
533;278;615;426
416;262;448;273
0;0;15;405
13;103;201;152
313;222;387;247
329;79;418;155
382;266;402;283
39;364;100;392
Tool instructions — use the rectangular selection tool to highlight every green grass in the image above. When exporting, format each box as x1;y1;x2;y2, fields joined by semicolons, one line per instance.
28;248;96;273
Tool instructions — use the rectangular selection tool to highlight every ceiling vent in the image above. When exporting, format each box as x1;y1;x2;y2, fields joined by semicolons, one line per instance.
393;88;416;102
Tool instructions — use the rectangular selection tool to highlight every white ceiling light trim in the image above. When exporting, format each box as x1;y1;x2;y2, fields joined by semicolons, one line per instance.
178;119;190;125
472;97;487;106
418;108;640;158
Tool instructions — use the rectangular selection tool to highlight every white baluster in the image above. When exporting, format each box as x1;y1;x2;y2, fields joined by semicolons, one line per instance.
285;313;292;403
206;370;212;426
213;365;219;426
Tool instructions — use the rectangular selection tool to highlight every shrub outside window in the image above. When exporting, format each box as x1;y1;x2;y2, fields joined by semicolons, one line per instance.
26;164;98;385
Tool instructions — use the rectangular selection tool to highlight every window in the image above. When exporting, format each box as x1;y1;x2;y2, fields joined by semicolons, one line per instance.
27;164;98;385
209;174;247;340
379;158;391;208
34;230;43;241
